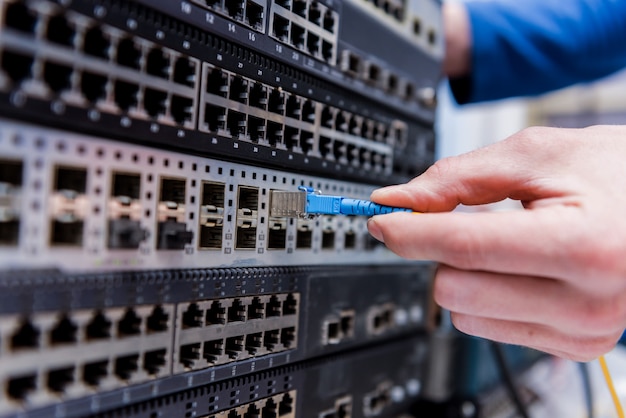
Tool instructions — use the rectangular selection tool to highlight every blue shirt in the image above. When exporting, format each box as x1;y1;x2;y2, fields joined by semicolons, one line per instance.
450;0;626;104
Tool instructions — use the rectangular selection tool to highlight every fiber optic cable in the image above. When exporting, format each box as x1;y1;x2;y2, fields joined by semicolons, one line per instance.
269;186;414;218
600;355;625;418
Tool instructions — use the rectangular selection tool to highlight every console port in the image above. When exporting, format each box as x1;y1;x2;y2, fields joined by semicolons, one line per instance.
46;14;75;47
86;311;111;340
114;354;139;381
171;95;194;126
203;104;226;132
340;311;354;338
263;329;279;351
114;80;139;112
279;392;294;415
116;37;141;69
249;82;268;110
268;88;285;115
7;374;36;401
229;75;249;104
272;14;290;41
387;73;399;94
83;25;110;59
147;305;169;333
293;0;307;17
285;95;301;119
144;349;167;375
225;335;244;359
325;321;339;344
248;297;264;319
290;23;305;49
180;343;201;369
50;314;78;345
143;88;167;118
83;360;108;387
366;63;381;86
245;332;263;355
268;217;287;249
342;51;361;76
245;1;264;29
282;294;297;315
227;299;246;322
199;182;225;250
280;327;296;348
10;319;39;350
146;48;170;79
1;51;34;85
235;186;258;249
47;366;74;393
5;2;37;34
227;109;247;139
206;300;226;325
43;61;72;94
0;159;23;246
173;56;196;87
296;219;312;248
203;339;223;363
182;303;203;328
266;295;281;317
117;308;142;336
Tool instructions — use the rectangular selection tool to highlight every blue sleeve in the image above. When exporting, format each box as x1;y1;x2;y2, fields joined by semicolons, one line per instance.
449;0;626;104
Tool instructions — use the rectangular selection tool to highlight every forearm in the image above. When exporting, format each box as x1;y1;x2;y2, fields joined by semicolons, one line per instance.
445;0;626;104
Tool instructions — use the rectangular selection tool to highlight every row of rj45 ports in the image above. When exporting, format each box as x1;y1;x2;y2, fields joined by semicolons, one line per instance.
0;158;381;255
0;294;298;408
200;391;296;418
0;1;407;165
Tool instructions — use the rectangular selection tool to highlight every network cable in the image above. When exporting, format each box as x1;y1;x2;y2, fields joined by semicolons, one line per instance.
270;186;414;218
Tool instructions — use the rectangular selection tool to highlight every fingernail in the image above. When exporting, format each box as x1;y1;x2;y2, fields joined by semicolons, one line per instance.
367;218;384;243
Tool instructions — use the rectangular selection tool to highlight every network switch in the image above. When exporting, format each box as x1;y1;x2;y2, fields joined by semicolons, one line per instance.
0;0;445;417
0;0;435;185
0;264;433;417
27;336;428;418
0;118;413;271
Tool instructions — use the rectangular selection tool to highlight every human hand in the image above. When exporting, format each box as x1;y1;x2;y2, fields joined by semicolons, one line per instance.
443;1;471;78
367;125;626;361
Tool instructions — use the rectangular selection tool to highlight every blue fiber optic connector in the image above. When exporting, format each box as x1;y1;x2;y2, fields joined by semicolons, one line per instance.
269;186;413;218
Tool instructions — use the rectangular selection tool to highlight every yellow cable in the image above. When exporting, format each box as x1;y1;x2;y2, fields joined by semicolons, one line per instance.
600;355;625;418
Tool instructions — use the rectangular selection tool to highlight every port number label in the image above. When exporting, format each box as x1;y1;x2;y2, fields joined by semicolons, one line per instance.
206;12;215;24
276;44;283;53
228;23;236;33
292;51;300;61
181;2;192;14
249;32;256;42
